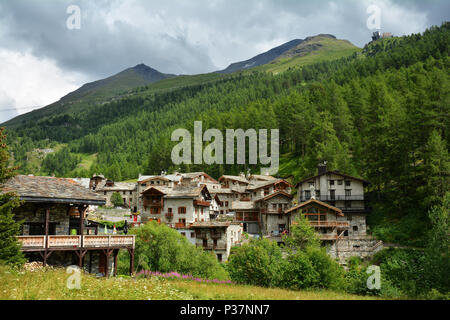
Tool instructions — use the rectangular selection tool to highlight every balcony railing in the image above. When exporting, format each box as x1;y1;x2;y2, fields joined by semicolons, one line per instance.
309;221;350;228
261;208;284;214
165;213;174;220
300;195;365;202
194;200;211;207
198;244;227;250
17;235;135;250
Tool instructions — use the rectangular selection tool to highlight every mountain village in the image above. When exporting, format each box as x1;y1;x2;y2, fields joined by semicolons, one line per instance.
2;162;384;277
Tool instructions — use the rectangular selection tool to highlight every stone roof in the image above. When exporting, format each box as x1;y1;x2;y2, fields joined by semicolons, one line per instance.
96;181;137;192
138;174;182;183
165;185;208;198
295;170;370;187
72;178;90;189
249;175;277;181
231;201;256;210
209;187;233;195
219;175;249;184
285;199;344;216
247;179;293;191
1;175;106;205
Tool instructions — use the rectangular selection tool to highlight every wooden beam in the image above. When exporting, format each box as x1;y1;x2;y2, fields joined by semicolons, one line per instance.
128;248;135;276
113;250;119;277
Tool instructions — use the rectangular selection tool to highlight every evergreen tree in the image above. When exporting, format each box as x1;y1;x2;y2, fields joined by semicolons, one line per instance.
0;128;25;267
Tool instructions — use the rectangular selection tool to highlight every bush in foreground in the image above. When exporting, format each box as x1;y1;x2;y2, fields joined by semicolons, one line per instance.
118;221;228;280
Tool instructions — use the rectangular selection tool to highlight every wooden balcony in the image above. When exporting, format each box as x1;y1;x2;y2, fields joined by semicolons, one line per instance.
261;208;284;214
198;244;227;250
309;221;350;228
194;200;211;207
17;235;135;251
174;223;187;229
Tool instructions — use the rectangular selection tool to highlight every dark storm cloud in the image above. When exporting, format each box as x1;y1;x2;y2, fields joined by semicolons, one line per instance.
0;0;448;78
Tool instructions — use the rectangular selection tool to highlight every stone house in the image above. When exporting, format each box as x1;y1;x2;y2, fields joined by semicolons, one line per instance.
2;175;135;277
285;199;383;264
257;191;294;241
295;163;371;238
95;180;137;211
139;183;213;241
190;222;243;262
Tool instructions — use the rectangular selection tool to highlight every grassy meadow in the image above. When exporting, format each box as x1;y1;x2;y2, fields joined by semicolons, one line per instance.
0;266;380;300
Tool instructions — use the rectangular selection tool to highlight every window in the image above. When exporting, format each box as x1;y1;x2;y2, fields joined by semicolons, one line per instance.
305;190;311;199
330;180;335;186
178;207;186;214
345;190;352;197
345;180;351;187
181;232;186;237
278;214;283;220
130;191;132;195
213;239;218;247
104;191;107;195
151;181;154;185
203;239;208;248
191;232;195;238
168;208;173;214
330;190;335;200
217;254;222;263
353;226;359;232
338;180;343;186
225;201;229;207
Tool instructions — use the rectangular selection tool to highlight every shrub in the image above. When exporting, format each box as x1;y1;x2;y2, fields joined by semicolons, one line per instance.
118;221;228;280
226;238;283;287
110;192;124;207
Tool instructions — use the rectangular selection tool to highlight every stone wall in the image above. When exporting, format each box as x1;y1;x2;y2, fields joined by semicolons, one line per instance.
327;237;384;264
15;203;71;236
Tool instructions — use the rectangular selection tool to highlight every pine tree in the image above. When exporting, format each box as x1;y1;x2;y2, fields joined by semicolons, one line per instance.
0;128;25;267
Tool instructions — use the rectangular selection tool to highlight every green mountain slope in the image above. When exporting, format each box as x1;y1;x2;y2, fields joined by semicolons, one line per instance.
2;64;177;128
253;34;361;74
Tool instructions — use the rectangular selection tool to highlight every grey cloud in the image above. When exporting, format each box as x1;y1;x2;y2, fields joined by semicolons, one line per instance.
0;0;448;80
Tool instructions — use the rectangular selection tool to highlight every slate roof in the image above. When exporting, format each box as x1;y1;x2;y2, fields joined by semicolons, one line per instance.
246;179;292;191
231;201;257;211
1;175;106;205
96;181;137;191
219;175;250;184
284;199;344;216
295;171;370;187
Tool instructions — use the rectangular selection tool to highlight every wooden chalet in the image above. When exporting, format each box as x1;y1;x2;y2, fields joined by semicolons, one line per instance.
285;199;350;241
2;175;135;277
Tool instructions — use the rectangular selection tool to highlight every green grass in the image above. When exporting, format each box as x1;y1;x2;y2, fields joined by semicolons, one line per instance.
0;266;380;300
252;36;361;75
74;153;98;171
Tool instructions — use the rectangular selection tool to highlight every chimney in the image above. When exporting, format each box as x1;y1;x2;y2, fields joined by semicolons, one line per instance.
318;162;327;175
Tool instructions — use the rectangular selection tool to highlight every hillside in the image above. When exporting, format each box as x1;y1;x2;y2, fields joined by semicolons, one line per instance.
2;64;177;128
253;34;361;74
217;35;360;74
217;39;304;73
3;23;450;247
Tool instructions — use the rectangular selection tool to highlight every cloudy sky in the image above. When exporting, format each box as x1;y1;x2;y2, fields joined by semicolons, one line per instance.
0;0;448;123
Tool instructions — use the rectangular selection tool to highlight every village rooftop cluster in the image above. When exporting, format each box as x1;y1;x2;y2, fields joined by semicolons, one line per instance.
2;163;384;277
